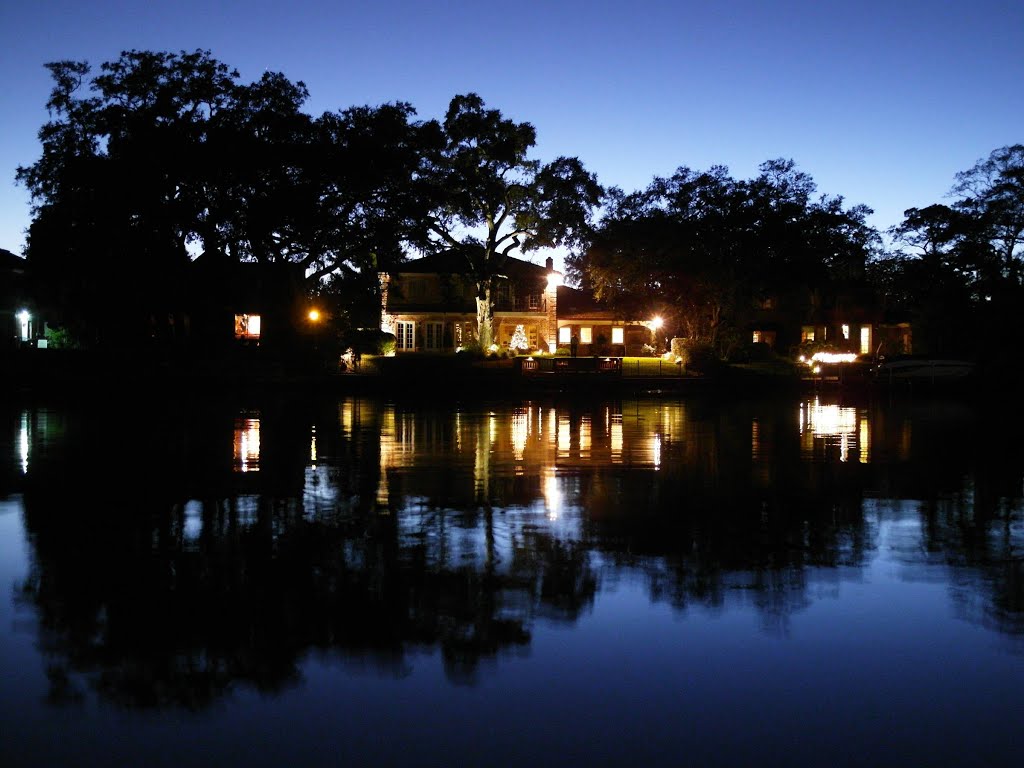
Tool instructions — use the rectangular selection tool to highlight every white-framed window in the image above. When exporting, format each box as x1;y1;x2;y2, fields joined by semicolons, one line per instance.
396;321;415;350
424;322;443;351
580;327;592;344
611;327;624;345
559;326;572;343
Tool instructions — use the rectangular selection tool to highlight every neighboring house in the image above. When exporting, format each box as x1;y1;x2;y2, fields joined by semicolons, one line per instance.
1;248;32;349
187;256;309;353
555;285;655;356
747;288;912;357
380;252;655;355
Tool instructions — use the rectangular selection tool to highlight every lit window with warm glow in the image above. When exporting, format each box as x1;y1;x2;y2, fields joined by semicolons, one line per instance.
235;314;261;339
580;327;592;344
752;331;762;344
801;326;815;343
559;326;571;343
860;326;872;355
842;324;850;340
396;321;415;350
612;327;624;344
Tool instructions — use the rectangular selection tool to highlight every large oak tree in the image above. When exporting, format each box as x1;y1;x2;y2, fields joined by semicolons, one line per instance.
422;94;603;348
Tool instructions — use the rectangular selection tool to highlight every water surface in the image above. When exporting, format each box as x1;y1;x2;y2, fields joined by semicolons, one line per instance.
2;394;1022;766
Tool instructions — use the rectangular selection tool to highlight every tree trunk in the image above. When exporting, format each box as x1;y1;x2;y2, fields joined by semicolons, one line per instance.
476;284;494;349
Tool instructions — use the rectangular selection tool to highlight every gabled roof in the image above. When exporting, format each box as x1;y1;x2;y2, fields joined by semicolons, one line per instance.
0;248;26;273
389;251;550;280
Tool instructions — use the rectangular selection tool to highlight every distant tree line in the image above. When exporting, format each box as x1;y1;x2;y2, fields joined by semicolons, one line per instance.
16;49;1023;361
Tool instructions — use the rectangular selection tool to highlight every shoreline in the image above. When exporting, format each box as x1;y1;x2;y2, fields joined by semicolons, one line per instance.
0;348;984;403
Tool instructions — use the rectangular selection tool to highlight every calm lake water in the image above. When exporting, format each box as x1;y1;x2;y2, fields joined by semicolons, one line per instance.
2;392;1023;767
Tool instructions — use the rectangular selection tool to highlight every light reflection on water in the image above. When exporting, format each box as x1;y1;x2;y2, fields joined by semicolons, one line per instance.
2;395;1023;766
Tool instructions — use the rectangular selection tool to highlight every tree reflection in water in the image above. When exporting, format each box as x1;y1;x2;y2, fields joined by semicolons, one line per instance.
5;394;1024;709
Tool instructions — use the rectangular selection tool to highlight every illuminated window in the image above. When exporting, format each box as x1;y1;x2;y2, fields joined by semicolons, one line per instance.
235;314;261;339
842;324;850;340
580;327;592;344
559;326;571;343
753;331;762;344
801;326;815;343
860;326;872;355
396;321;415;350
611;327;624;344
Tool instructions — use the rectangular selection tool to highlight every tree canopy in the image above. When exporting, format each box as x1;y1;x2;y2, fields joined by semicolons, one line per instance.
421;93;603;348
16;50;437;342
16;49;1020;366
880;144;1024;359
569;159;878;354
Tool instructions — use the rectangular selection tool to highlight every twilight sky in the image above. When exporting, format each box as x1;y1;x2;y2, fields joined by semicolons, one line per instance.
1;0;1021;258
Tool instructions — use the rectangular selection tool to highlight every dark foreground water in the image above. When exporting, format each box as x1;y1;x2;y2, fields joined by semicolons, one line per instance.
2;393;1023;767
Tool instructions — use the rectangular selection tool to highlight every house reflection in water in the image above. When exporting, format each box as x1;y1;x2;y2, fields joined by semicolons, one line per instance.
233;417;261;473
798;398;869;463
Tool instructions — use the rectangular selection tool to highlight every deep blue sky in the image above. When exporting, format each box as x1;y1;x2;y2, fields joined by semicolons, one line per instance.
1;0;1021;258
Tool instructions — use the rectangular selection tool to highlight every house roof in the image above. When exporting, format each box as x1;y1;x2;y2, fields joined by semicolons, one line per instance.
390;251;551;280
0;248;26;273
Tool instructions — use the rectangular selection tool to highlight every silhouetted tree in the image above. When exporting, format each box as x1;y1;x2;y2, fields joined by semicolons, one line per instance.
17;50;437;345
422;93;603;348
571;160;879;354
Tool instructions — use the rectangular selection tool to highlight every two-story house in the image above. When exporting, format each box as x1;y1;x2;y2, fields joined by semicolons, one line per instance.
380;252;560;353
380;252;656;355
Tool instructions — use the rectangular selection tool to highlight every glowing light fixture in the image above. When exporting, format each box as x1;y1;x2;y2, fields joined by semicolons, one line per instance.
808;352;857;365
308;309;321;322
650;315;664;330
17;309;30;341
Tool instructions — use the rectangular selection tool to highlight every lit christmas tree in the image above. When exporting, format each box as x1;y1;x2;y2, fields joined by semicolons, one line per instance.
510;324;530;352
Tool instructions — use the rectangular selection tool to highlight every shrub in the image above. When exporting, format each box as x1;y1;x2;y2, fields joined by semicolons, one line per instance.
44;326;79;349
456;341;484;362
676;340;720;374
